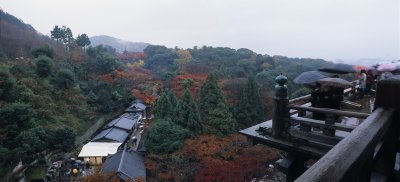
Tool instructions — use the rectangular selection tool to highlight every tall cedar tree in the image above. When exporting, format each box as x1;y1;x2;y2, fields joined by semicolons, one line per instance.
153;93;174;119
234;76;265;128
144;118;188;153
176;89;202;134
199;73;235;136
167;90;178;108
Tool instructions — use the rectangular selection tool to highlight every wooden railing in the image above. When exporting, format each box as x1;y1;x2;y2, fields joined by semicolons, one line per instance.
295;107;397;181
288;80;358;106
294;79;400;181
287;105;369;145
273;78;367;145
240;75;400;181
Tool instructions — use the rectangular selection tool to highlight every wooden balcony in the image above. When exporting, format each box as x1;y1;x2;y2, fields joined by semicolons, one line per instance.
239;76;400;181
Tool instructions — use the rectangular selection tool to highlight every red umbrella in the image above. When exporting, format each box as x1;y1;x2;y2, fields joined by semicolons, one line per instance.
353;65;367;71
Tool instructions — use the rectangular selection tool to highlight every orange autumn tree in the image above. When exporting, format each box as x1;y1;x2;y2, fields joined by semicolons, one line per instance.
170;74;207;99
96;73;114;84
194;144;278;182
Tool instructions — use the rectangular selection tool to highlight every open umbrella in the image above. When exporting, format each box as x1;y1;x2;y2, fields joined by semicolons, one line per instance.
353;65;367;72
377;63;396;72
319;63;355;74
293;71;329;86
317;78;353;88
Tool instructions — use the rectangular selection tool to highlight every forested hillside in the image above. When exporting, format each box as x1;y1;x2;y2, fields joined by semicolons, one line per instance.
140;45;331;181
0;9;58;59
0;12;138;175
0;10;332;180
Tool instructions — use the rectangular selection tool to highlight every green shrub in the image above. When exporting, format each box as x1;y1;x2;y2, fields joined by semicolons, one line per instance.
35;56;53;77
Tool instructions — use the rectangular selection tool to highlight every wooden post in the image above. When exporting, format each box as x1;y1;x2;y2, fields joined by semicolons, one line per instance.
323;114;335;136
278;153;308;182
373;113;399;179
374;79;400;111
272;74;290;138
298;110;311;132
373;79;400;179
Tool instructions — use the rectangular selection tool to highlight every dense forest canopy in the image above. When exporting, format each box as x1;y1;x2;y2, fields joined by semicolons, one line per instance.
0;9;332;180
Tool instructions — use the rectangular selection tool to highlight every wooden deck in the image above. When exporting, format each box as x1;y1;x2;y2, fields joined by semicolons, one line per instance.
239;120;331;158
239;96;375;159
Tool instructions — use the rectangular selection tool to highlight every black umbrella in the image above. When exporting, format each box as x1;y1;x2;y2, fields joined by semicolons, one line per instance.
293;71;329;86
318;63;355;74
317;77;353;88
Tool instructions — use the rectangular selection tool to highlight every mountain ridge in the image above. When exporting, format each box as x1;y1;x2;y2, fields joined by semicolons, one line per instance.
90;35;150;53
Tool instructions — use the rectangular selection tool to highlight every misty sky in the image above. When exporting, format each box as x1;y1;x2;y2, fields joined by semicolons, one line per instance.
0;0;399;63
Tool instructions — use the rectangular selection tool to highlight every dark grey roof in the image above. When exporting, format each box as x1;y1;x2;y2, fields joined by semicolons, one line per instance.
105;117;138;131
92;127;129;143
102;148;146;181
125;102;147;112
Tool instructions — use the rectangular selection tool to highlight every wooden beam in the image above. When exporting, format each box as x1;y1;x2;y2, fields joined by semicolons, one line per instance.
289;128;342;146
239;120;330;158
290;116;355;132
289;102;311;116
295;108;394;182
289;94;311;104
289;105;369;119
341;100;362;109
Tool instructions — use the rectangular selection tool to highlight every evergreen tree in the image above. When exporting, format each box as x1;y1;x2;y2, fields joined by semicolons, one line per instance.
234;76;265;128
199;73;236;135
31;44;55;59
49;127;76;152
56;69;75;90
144;118;188;153
167;90;178;108
12;126;48;162
76;33;91;49
176;89;202;134
35;56;53;77
208;102;236;136
50;25;63;44
153;93;174;119
0;66;16;100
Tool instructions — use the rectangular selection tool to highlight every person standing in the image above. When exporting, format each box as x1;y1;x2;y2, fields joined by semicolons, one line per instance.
366;70;374;95
358;70;367;98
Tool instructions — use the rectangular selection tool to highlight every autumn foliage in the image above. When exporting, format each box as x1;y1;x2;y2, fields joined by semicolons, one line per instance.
194;145;277;182
170;74;207;99
145;134;279;181
116;51;147;61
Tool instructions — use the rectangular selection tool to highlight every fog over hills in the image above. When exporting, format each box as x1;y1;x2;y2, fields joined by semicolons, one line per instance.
332;58;399;66
90;35;150;53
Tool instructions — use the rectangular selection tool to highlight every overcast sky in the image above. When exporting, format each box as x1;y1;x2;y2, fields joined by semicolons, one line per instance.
0;0;399;63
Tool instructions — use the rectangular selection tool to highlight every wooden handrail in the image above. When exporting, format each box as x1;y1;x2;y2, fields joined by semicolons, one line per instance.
295;107;395;181
289;94;311;104
289;80;358;104
290;116;355;132
288;105;369;119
